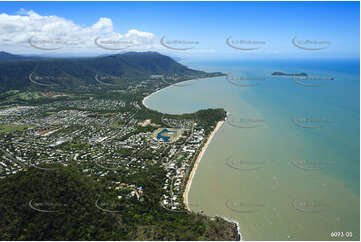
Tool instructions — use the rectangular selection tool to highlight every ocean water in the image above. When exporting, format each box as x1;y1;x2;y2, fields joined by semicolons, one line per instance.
144;58;360;241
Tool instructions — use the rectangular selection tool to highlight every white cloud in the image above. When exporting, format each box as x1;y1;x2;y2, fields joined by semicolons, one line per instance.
0;9;157;54
0;9;218;58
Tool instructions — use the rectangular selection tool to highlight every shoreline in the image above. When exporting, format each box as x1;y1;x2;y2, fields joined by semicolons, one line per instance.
218;215;242;241
183;120;224;212
141;76;222;109
182;120;243;240
141;77;241;240
142;87;166;109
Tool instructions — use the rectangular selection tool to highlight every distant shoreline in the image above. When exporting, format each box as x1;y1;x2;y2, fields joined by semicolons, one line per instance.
142;87;168;109
141;76;221;109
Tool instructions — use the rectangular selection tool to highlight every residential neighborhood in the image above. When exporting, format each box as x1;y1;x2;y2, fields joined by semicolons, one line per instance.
0;98;207;212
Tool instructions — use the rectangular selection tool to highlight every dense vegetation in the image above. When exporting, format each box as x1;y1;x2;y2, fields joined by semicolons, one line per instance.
0;165;238;240
0;51;219;92
137;107;227;134
0;51;235;240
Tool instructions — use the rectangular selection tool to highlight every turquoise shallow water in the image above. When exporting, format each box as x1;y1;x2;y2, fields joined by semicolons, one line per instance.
145;59;360;240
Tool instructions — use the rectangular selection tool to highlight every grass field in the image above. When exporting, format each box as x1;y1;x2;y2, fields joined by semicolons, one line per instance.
0;90;43;105
0;124;29;133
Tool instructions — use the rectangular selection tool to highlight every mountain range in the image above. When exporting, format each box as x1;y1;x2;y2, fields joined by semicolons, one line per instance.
0;51;220;91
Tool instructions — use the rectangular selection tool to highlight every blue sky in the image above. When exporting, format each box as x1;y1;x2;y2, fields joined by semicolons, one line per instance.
0;1;359;59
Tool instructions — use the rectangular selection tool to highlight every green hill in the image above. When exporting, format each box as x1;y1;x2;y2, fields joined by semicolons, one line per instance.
0;51;218;91
0;165;239;240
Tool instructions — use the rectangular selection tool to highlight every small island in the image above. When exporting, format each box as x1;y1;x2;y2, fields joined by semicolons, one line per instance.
272;71;308;76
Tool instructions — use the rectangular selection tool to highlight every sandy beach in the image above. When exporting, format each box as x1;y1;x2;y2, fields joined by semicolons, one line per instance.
141;76;221;109
182;119;242;240
142;79;195;109
183;120;224;211
141;80;241;240
142;88;163;109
